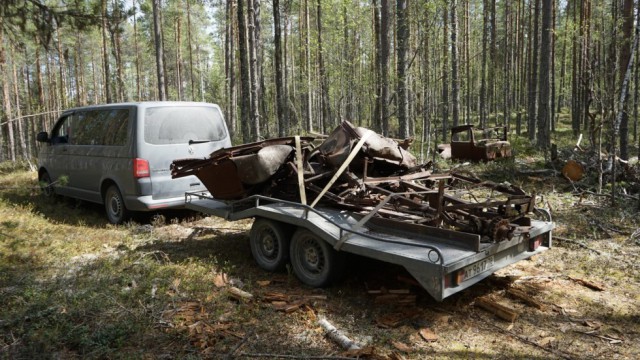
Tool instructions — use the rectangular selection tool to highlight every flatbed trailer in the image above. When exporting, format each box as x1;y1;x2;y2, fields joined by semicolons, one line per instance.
184;191;554;301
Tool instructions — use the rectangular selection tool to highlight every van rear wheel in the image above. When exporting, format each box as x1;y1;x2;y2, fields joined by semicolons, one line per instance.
104;185;129;224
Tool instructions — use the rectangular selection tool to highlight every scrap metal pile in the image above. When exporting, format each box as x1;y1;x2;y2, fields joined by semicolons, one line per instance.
171;121;537;243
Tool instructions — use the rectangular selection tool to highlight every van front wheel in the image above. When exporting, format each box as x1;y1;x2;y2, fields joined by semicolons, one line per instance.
104;185;129;224
39;171;55;197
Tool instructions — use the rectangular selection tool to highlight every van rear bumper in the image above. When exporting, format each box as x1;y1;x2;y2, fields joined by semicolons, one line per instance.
124;194;187;212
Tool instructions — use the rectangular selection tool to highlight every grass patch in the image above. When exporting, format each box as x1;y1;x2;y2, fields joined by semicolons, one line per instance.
0;116;639;359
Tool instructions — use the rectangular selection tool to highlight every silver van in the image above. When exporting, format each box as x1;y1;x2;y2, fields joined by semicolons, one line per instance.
36;102;231;224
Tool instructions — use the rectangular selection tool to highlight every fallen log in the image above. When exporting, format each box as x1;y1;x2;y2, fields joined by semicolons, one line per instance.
475;297;518;322
317;317;361;351
507;288;544;310
228;287;254;301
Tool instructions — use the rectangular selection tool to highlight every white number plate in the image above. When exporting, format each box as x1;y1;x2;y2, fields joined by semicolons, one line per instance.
462;256;495;281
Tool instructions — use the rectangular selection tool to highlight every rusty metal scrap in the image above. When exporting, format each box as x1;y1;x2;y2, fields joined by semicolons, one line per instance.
171;121;536;243
437;124;512;162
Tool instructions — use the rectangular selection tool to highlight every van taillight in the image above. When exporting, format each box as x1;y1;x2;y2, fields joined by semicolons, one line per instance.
134;158;150;178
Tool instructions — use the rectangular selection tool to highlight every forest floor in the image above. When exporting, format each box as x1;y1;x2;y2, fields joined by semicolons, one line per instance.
1;132;640;359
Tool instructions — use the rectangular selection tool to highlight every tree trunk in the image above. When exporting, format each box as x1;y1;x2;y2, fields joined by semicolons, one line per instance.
479;0;488;128
612;0;640;206
11;50;28;160
317;0;332;133
274;0;287;136
380;0;391;136
237;0;252;143
451;0;460;134
442;5;449;142
225;0;237;138
0;23;9;161
133;2;141;100
175;16;183;101
304;0;312;132
101;0;111;103
619;0;634;160
396;0;409;139
186;0;196;101
55;27;68;109
248;0;261;140
109;3;126;103
528;0;540;141
537;0;552;151
489;0;496;121
373;0;381;132
152;0;166;101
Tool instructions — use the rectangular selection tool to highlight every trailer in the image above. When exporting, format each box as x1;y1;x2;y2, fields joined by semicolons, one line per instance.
184;191;553;302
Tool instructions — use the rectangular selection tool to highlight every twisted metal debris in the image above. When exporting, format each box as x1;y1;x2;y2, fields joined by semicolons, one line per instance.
171;121;536;243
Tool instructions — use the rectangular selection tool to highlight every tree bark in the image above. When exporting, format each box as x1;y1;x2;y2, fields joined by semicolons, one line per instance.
479;0;488;128
396;0;409;139
274;0;287;136
380;0;391;136
152;0;166;101
317;0;332;133
55;27;68;108
442;4;449;142
225;0;237;137
108;1;126;103
101;0;111;103
175;16;183;100
451;0;460;135
536;0;552;150
528;0;540;141
248;0;261;140
0;23;9;161
133;2;141;100
11;49;28;160
612;0;640;206
186;0;196;101
237;0;252;143
304;0;312;132
619;0;634;159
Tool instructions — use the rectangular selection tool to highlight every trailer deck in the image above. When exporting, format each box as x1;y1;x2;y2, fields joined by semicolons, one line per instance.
185;191;553;301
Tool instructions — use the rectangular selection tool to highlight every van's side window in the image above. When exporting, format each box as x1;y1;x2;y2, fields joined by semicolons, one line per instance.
67;109;130;146
102;109;130;146
51;115;73;144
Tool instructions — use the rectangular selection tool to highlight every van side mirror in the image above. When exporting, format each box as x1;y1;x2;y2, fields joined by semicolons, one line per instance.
36;132;49;143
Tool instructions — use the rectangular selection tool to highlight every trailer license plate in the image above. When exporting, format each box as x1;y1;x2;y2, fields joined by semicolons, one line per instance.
462;256;494;281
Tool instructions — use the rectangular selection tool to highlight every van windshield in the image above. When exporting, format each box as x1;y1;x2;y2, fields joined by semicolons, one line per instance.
144;106;227;145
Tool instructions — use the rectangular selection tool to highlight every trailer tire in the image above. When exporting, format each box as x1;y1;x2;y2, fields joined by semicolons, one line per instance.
250;218;292;271
289;228;345;287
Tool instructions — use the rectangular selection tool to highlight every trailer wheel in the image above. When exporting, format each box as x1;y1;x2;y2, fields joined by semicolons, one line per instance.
289;228;345;287
249;218;291;271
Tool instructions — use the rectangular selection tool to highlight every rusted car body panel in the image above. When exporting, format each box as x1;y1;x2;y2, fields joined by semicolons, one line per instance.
438;125;512;162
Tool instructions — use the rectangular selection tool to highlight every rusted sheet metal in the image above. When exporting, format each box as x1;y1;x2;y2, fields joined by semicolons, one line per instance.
438;125;512;162
171;121;536;243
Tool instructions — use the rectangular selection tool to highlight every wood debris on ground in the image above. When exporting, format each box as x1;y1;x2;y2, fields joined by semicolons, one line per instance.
368;287;416;306
161;301;244;354
418;327;439;342
475;296;519;322
261;291;327;314
567;276;606;291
